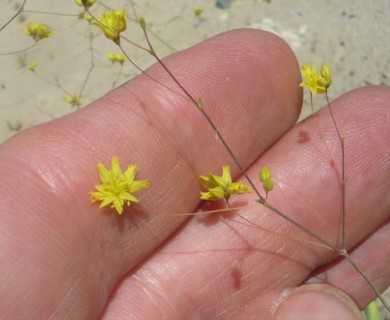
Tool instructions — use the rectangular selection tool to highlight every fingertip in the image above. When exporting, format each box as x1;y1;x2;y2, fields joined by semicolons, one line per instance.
274;284;363;320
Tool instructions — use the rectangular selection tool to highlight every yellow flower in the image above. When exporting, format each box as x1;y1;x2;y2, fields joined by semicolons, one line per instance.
27;61;37;71
75;0;96;8
259;166;273;193
93;10;127;44
24;22;52;41
299;63;332;95
199;166;252;202
64;94;82;108
107;52;125;64
90;156;149;215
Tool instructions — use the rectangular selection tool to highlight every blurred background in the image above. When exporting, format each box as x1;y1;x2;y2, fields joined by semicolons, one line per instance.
0;0;389;142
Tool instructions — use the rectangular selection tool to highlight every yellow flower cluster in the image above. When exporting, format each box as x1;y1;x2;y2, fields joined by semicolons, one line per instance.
107;52;125;64
90;161;275;214
24;22;52;41
90;157;149;215
199;166;252;202
300;64;332;95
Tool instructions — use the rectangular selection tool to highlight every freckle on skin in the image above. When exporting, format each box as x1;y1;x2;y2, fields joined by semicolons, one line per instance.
231;267;242;290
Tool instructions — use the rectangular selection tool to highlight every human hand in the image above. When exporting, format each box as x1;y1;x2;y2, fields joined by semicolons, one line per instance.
0;29;389;319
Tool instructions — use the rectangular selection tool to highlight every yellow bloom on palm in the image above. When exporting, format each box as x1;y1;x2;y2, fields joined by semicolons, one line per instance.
199;166;252;202
90;156;149;215
93;10;127;44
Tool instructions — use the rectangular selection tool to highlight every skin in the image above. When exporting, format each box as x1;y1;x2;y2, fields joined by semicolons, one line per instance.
0;29;389;319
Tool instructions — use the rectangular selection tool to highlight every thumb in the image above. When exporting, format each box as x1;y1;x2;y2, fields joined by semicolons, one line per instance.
274;284;363;320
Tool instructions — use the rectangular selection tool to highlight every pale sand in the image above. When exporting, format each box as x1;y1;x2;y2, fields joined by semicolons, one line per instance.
1;0;389;141
0;0;389;318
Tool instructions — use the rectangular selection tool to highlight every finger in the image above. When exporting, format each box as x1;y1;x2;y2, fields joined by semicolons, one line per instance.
0;29;301;319
305;218;390;310
100;86;390;319
236;284;363;320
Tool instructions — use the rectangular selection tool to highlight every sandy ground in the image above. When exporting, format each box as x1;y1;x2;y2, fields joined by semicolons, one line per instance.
0;0;389;318
1;0;389;141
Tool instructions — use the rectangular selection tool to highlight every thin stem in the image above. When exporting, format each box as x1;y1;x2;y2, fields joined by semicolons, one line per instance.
118;45;149;77
236;212;334;251
117;44;186;101
22;10;78;17
78;27;95;105
310;92;314;114
31;72;69;96
165;203;258;216
145;27;177;53
326;91;346;249
0;41;37;56
141;25;266;204
261;201;339;253
111;63;124;89
343;253;390;312
128;0;177;52
0;0;27;33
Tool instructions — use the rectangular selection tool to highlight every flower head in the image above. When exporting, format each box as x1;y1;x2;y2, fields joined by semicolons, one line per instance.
199;166;252;202
93;10;127;44
24;22;52;41
90;156;149;215
299;63;332;95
